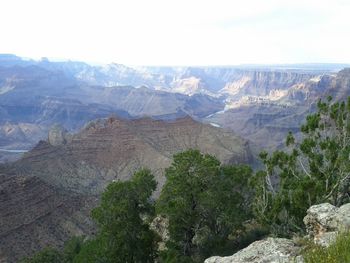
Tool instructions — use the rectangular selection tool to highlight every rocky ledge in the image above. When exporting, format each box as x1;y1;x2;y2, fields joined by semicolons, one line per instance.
205;202;350;263
303;203;350;247
205;238;303;263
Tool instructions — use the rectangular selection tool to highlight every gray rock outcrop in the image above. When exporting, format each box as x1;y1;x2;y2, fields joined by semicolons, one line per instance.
204;238;303;263
303;203;350;247
204;202;350;262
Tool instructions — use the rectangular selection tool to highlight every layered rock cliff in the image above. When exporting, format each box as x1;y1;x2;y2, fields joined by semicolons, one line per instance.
206;69;350;151
13;116;252;194
0;172;95;263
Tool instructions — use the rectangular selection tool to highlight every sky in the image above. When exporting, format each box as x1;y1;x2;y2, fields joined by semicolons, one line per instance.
0;0;349;66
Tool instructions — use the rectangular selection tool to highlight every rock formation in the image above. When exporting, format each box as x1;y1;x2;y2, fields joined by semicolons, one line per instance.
48;124;69;146
204;202;350;263
204;238;303;263
304;203;350;247
206;68;350;151
205;203;350;263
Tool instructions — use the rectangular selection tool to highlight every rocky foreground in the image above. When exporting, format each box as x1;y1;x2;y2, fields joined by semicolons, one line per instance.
205;202;350;263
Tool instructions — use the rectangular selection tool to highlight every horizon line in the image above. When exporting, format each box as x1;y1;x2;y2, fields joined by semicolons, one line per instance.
0;53;349;68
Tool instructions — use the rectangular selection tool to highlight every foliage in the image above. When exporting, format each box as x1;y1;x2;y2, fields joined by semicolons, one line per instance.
157;149;253;262
88;168;158;263
71;237;109;263
20;248;63;263
62;236;84;262
303;232;350;263
252;97;350;236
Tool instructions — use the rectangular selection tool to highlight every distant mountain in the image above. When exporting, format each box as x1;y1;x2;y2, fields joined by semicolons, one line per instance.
0;116;252;262
205;68;350;150
0;54;349;159
0;54;347;96
0;63;224;159
325;68;350;101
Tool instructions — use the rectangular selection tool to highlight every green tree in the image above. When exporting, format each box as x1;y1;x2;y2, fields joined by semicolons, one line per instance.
252;97;350;236
62;236;84;262
20;248;63;263
87;169;158;263
157;150;253;262
72;237;109;263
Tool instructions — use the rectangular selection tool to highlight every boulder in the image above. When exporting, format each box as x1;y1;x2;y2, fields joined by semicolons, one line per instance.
204;238;303;263
303;203;350;247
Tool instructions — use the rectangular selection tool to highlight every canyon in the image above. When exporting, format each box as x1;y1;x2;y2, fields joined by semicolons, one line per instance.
1;54;348;158
0;54;350;262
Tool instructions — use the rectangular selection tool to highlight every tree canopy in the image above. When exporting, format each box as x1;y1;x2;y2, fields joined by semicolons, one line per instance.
90;169;158;263
157;149;253;262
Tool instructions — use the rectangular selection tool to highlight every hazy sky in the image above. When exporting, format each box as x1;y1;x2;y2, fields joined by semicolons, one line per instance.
1;0;349;65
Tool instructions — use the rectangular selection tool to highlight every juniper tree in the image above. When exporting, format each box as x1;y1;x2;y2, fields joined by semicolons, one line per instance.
157;150;253;262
